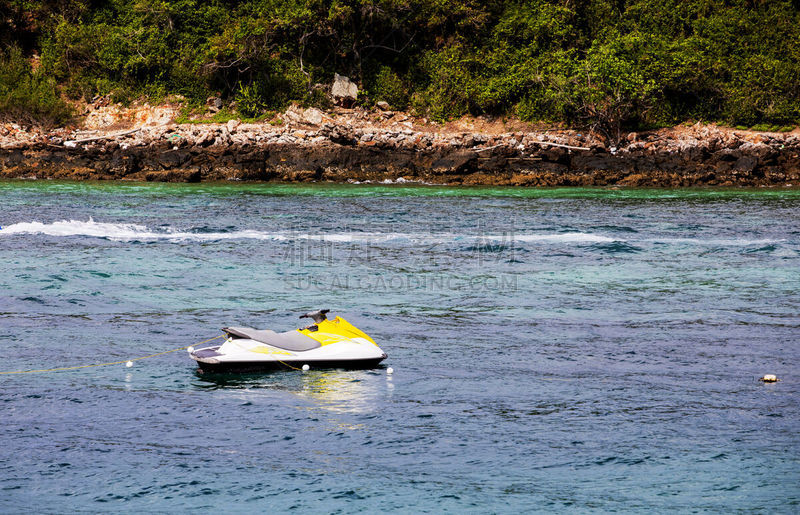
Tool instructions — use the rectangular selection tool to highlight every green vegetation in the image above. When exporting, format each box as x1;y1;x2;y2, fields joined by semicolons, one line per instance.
0;46;73;127
1;0;799;137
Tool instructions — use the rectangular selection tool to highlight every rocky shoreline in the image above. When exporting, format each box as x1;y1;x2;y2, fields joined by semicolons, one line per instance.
1;107;799;187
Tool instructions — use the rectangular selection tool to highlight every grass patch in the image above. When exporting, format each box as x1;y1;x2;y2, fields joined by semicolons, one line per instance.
175;106;238;124
174;104;277;125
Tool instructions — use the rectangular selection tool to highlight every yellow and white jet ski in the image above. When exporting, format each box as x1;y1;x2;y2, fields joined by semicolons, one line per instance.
190;309;387;373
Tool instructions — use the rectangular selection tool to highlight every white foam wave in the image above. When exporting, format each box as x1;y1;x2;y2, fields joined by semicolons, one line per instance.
511;233;616;243
349;177;438;186
0;219;620;245
0;219;287;241
1;219;151;238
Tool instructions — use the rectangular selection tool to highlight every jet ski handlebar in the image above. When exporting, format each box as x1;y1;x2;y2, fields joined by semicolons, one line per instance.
299;309;330;323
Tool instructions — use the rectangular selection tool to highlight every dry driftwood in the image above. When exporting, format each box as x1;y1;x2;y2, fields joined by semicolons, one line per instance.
532;140;590;151
64;127;141;147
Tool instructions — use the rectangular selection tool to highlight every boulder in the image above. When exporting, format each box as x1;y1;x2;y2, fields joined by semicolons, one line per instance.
376;101;391;111
318;123;357;145
302;107;324;125
207;96;223;112
733;155;758;173
331;73;358;107
283;105;323;126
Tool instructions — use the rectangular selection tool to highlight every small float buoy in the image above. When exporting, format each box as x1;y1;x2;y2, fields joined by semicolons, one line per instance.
125;361;133;368
760;374;779;382
386;367;394;375
187;346;194;353
302;364;310;371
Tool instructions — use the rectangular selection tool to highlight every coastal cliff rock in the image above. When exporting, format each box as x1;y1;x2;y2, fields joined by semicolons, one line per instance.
1;115;799;187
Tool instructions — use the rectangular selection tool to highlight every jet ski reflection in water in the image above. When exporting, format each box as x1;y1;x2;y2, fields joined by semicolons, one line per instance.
190;309;387;373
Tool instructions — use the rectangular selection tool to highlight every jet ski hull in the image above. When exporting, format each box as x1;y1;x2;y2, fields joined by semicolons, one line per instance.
194;354;388;374
190;314;388;373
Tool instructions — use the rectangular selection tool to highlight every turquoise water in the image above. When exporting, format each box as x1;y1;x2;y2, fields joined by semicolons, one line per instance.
1;181;798;511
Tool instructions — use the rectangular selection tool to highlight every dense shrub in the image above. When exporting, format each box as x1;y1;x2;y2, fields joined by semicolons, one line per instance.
0;47;73;127
235;81;267;118
367;66;409;110
0;0;798;130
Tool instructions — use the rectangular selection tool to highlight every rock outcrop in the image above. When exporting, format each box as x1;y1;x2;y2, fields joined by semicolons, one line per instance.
1;115;799;187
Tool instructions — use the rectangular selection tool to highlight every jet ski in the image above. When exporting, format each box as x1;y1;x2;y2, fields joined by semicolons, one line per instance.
190;309;387;373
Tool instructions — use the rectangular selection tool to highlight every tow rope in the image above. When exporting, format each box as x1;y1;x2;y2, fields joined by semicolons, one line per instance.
0;334;225;375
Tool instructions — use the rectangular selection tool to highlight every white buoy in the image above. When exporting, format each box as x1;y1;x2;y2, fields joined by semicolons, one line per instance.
302;364;310;371
386;367;394;375
125;361;133;368
760;374;779;382
187;346;194;353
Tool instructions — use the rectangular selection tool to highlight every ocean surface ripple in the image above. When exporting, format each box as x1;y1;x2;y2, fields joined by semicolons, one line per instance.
1;181;798;511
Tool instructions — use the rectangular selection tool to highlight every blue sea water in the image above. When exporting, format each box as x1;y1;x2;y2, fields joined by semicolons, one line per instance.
1;181;798;512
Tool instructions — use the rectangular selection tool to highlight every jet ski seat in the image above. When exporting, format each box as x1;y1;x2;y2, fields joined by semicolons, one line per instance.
223;326;322;352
